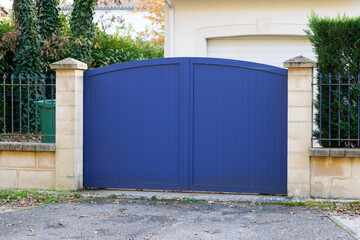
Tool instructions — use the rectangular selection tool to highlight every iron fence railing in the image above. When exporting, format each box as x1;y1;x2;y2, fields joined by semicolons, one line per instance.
312;73;360;148
0;74;56;143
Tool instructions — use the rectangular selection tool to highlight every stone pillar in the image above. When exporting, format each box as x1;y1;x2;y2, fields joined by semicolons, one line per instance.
51;58;87;190
283;56;317;198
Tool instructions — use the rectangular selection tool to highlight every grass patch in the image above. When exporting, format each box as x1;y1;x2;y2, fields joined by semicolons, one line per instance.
184;198;199;202
129;196;202;202
0;189;82;207
262;201;315;207
108;194;117;199
149;197;200;202
314;201;360;214
262;200;360;217
149;196;178;201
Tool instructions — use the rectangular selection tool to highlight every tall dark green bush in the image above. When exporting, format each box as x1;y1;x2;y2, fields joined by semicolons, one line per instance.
37;0;61;74
90;28;164;69
0;21;15;76
37;0;61;101
37;0;60;40
57;13;71;60
13;0;43;81
13;0;43;133
305;12;360;147
0;21;16;133
70;0;96;64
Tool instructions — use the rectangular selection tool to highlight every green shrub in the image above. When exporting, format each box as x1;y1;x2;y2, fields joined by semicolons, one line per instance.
305;12;360;147
13;0;43;133
0;20;15;76
90;27;164;69
37;0;61;75
57;13;71;60
70;0;97;64
0;21;16;134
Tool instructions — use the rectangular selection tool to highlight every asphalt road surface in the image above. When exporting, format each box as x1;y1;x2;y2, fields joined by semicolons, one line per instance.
0;198;355;240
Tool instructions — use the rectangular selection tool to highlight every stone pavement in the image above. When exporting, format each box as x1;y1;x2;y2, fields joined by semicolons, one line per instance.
331;215;360;239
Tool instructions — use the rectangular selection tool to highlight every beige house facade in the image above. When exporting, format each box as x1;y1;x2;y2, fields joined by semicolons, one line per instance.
164;0;360;68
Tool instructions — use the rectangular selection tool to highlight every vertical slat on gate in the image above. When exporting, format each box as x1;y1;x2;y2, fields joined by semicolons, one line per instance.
182;58;190;190
282;72;288;189
249;70;257;188
83;70;90;187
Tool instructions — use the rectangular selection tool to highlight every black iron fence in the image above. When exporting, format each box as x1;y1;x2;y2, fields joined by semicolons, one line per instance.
313;73;360;148
0;74;56;143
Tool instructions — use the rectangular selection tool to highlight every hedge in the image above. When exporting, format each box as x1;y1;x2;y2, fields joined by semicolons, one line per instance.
90;27;164;69
306;12;360;147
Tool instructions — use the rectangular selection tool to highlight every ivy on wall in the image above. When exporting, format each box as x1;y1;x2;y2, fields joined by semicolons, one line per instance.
13;0;43;132
13;0;43;78
70;0;97;64
0;21;15;76
37;0;61;74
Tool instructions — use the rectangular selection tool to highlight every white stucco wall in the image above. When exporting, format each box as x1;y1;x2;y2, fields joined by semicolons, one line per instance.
165;0;360;63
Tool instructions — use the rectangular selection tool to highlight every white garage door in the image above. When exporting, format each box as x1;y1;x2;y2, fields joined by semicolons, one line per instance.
207;36;315;68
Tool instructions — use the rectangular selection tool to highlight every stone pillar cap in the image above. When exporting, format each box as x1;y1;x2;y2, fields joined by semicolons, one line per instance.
283;55;317;68
51;58;88;70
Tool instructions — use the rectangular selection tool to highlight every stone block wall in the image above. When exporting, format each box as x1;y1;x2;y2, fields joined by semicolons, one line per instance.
284;56;316;198
0;143;55;189
310;149;360;199
51;58;87;190
284;56;360;199
0;58;86;191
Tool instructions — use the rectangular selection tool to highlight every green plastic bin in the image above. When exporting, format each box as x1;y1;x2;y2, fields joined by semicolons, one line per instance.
37;100;56;143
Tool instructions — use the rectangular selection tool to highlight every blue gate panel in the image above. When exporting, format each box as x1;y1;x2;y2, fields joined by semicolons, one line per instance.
84;57;287;194
190;63;287;194
84;63;183;189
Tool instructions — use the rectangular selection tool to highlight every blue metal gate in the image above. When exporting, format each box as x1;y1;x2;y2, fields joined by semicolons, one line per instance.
84;58;287;194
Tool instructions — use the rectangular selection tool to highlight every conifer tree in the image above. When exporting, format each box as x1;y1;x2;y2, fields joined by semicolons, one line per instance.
306;12;360;147
37;0;61;73
13;0;43;132
70;0;97;64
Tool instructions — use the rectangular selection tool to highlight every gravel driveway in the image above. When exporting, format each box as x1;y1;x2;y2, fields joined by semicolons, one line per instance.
0;198;354;240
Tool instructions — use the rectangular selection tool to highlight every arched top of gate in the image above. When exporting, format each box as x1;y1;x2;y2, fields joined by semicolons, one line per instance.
85;57;287;77
189;57;287;76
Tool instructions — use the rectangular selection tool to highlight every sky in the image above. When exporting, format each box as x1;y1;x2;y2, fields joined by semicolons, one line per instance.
0;0;12;8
